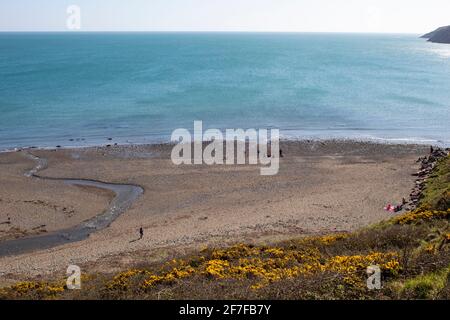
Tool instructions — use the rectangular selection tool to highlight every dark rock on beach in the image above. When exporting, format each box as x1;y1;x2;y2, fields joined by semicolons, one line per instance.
422;25;450;44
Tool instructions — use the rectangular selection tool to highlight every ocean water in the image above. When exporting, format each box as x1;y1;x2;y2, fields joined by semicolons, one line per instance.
0;32;450;150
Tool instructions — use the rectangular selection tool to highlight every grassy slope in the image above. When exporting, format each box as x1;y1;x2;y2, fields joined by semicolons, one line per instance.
1;156;449;300
422;156;450;211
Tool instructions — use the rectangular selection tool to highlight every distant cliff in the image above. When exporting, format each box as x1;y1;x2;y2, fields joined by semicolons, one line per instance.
422;26;450;44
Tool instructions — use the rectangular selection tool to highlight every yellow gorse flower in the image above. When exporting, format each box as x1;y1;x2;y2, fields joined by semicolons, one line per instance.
3;281;66;298
393;208;449;225
125;245;400;291
2;240;405;298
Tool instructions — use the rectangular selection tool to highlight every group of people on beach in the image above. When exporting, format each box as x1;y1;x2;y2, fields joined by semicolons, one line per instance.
384;198;407;213
384;203;402;213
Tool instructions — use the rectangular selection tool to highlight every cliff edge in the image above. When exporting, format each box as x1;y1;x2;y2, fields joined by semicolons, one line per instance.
422;26;450;44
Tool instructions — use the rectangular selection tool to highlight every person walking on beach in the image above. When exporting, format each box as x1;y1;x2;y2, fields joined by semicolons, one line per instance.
139;227;144;240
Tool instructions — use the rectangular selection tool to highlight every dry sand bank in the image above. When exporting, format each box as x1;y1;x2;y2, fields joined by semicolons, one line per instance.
0;140;429;284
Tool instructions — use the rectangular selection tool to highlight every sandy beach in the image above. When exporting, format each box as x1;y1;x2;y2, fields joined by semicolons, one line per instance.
0;140;429;285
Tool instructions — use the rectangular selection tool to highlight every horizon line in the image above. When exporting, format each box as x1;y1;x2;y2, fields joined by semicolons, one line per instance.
0;30;422;35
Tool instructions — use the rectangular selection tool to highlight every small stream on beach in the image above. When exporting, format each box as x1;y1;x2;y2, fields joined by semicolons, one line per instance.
0;152;143;257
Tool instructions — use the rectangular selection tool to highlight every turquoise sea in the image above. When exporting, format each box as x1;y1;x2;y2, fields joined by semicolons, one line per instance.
1;32;450;150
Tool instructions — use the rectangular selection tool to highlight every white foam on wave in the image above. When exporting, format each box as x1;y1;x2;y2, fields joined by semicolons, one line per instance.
367;136;450;147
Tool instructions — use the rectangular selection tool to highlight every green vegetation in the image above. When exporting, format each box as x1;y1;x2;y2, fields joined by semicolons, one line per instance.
1;155;449;300
421;156;450;211
395;265;450;299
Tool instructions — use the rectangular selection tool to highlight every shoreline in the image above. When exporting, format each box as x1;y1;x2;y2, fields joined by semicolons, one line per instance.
1;135;448;155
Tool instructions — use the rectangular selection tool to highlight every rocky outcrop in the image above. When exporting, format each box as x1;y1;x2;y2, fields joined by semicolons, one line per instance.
409;147;449;209
422;26;450;44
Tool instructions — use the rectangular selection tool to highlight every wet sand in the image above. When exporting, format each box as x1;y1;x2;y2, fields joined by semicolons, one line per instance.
0;152;143;257
0;165;143;257
0;140;429;284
